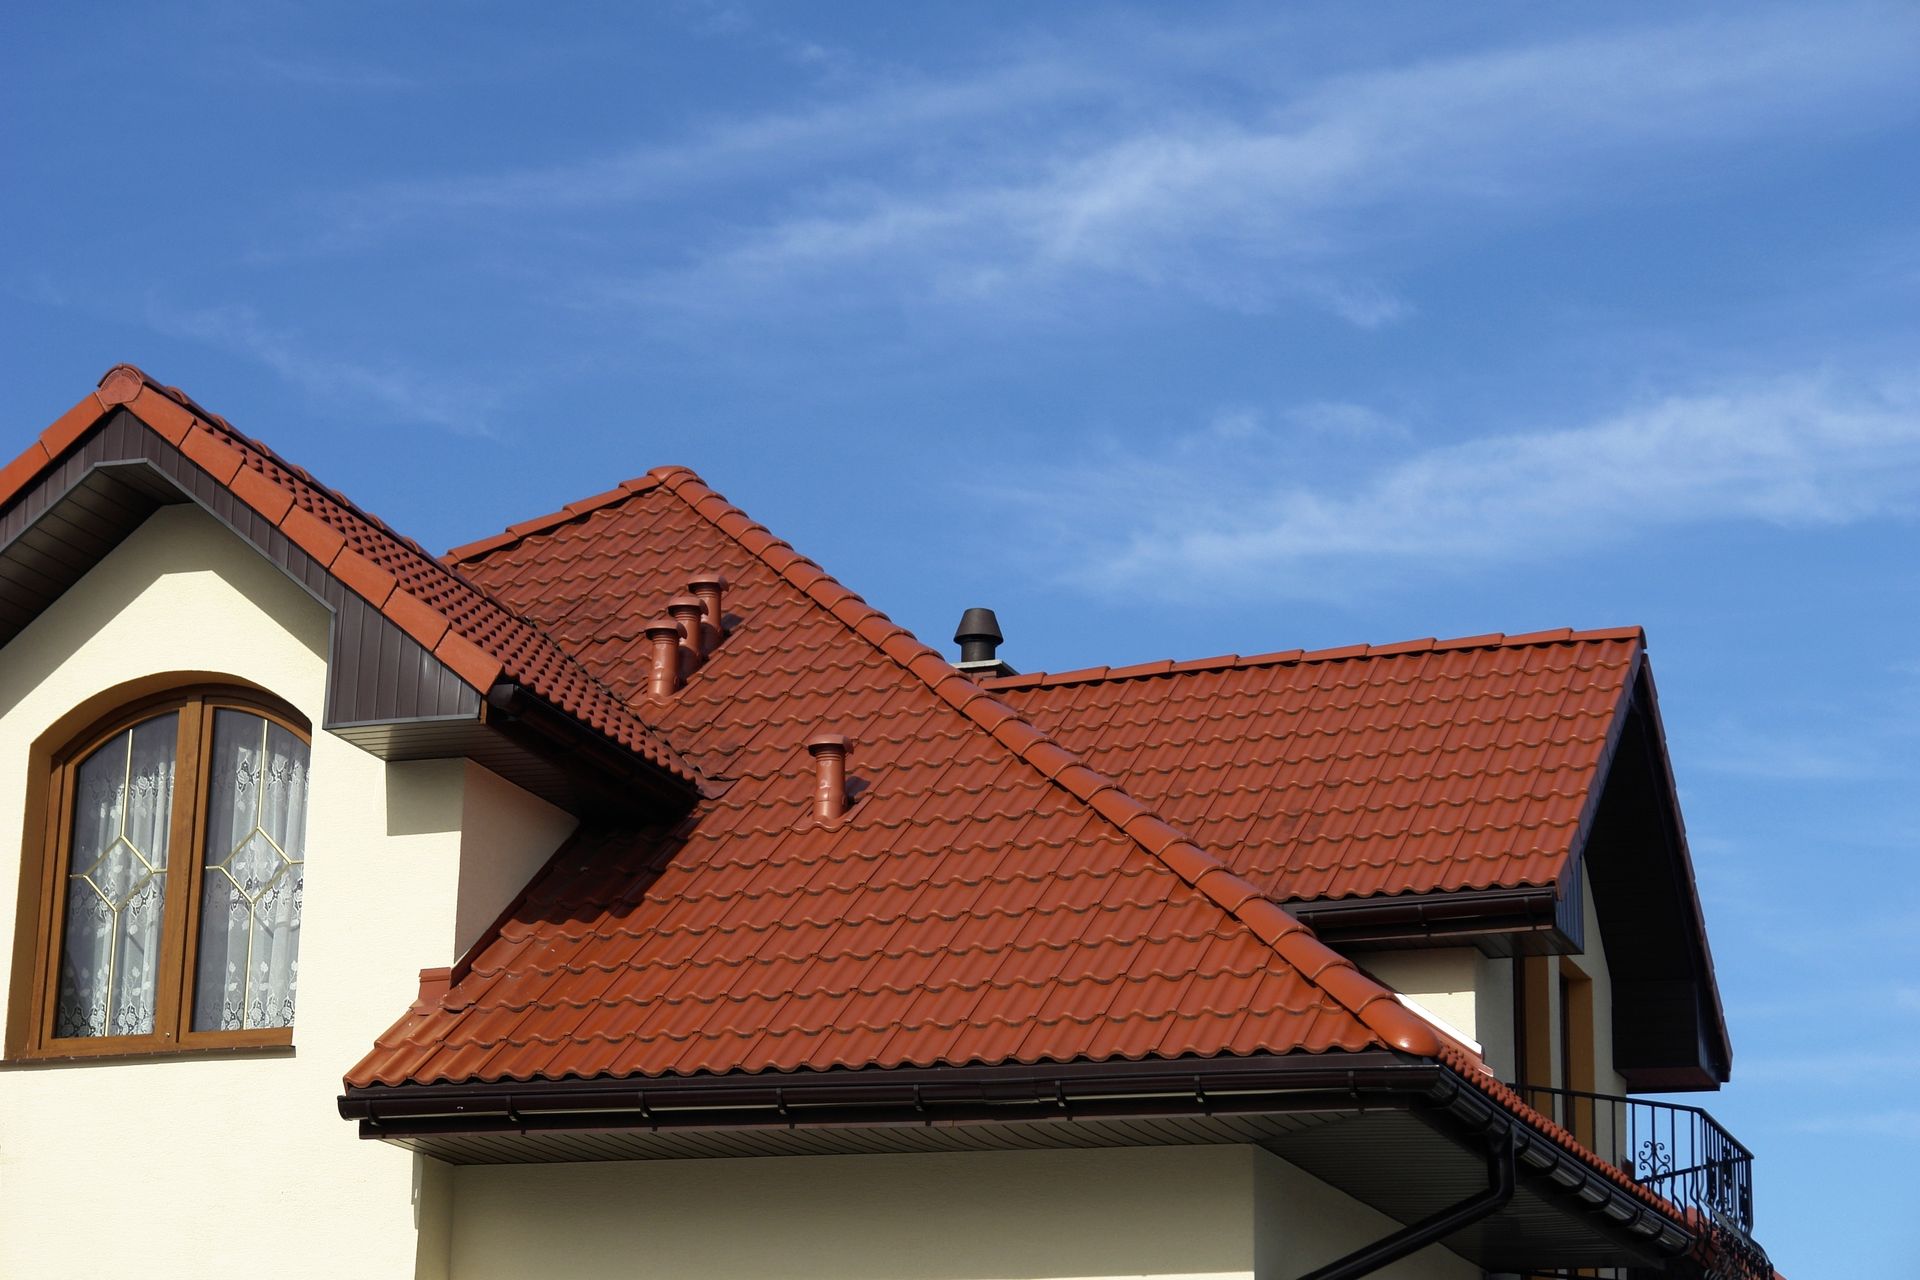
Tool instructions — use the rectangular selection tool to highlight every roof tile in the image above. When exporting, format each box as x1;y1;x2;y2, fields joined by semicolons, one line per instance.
989;628;1640;902
330;548;398;609
180;423;246;486
343;467;1468;1091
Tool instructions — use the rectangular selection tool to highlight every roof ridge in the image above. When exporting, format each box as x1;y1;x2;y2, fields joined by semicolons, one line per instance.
982;626;1648;693
648;465;1471;1061
12;366;703;789
441;475;664;566
112;367;472;583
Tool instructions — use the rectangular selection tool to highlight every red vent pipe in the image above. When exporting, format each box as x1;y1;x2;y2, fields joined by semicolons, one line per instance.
805;732;851;821
644;619;683;698
668;594;707;662
687;571;727;646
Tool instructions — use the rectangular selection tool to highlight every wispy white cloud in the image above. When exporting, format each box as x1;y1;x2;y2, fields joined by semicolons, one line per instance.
606;5;1918;322
1285;401;1411;441
671;0;857;77
298;5;1918;325
1736;1051;1920;1085
246;54;418;92
1695;729;1902;783
151;303;499;437
1792;1109;1920;1139
991;372;1920;596
309;58;1106;245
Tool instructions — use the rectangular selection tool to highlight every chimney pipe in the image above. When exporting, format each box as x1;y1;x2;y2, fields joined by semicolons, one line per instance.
668;594;707;662
688;571;728;645
954;607;1005;668
644;619;684;698
805;732;851;821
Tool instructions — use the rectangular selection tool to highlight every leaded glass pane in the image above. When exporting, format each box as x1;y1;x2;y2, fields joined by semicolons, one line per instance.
192;710;308;1031
54;713;177;1038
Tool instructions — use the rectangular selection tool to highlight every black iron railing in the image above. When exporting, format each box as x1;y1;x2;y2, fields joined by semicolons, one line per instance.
1511;1083;1757;1241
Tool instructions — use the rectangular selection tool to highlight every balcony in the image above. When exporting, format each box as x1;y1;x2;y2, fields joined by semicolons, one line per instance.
1511;1084;1769;1277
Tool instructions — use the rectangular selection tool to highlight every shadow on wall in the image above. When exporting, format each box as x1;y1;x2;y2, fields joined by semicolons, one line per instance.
384;759;467;838
0;505;329;730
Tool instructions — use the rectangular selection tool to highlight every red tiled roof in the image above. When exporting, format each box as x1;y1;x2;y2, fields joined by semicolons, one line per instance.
348;468;1458;1087
11;372;1725;1247
1;366;699;787
987;630;1642;903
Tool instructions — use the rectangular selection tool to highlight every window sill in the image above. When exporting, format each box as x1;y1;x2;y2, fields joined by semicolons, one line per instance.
0;1042;297;1070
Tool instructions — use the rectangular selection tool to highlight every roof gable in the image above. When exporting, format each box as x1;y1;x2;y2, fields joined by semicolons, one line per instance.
0;367;699;803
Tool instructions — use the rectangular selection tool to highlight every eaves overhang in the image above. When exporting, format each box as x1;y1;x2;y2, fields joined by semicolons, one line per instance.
339;1052;1696;1273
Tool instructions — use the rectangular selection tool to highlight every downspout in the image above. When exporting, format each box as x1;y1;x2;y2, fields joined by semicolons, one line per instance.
1296;1130;1516;1280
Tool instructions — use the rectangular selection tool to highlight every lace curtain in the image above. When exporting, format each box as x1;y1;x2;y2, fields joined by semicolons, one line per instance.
192;710;309;1031
55;714;178;1038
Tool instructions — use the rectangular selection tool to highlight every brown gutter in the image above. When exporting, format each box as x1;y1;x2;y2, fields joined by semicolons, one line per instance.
338;1053;1691;1260
1289;885;1565;947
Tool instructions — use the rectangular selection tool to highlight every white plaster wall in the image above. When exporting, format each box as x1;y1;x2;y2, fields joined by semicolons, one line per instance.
0;506;562;1280
1252;1147;1479;1280
1346;876;1625;1099
453;760;575;956
1350;948;1484;1049
1568;863;1629;1100
446;1144;1474;1280
1475;953;1515;1082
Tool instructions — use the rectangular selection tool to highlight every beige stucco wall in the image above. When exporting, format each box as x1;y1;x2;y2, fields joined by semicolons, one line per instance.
445;1144;1474;1280
1350;866;1625;1097
1568;863;1629;1100
1350;948;1493;1050
1252;1147;1479;1280
453;761;576;956
0;505;569;1280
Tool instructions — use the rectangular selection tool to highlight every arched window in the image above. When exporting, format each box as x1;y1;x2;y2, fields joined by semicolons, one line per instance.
27;688;310;1054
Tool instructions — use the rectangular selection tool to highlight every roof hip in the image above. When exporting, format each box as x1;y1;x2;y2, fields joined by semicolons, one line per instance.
647;464;1466;1062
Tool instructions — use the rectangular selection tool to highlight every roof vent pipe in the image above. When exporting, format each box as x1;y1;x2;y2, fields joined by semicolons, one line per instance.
954;608;1003;664
644;619;684;698
954;607;1015;676
688;571;728;645
668;594;707;662
805;732;851;822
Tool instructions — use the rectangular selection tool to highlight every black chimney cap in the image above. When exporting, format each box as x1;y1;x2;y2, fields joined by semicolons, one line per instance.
954;607;1006;668
954;607;1003;645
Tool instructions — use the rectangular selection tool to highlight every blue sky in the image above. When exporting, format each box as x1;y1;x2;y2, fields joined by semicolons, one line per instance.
4;2;1916;1270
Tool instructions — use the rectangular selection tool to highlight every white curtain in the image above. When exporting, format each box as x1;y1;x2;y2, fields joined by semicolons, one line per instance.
192;710;309;1031
55;714;177;1038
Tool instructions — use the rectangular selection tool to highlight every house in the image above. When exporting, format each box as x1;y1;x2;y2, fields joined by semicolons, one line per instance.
0;366;1774;1279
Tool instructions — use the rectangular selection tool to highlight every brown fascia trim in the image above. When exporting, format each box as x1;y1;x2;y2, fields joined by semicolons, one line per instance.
337;1053;1692;1258
341;1052;1415;1128
1627;663;1734;1079
1289;883;1575;950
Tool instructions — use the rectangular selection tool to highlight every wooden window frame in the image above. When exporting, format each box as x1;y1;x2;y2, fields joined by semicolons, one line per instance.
9;684;310;1061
